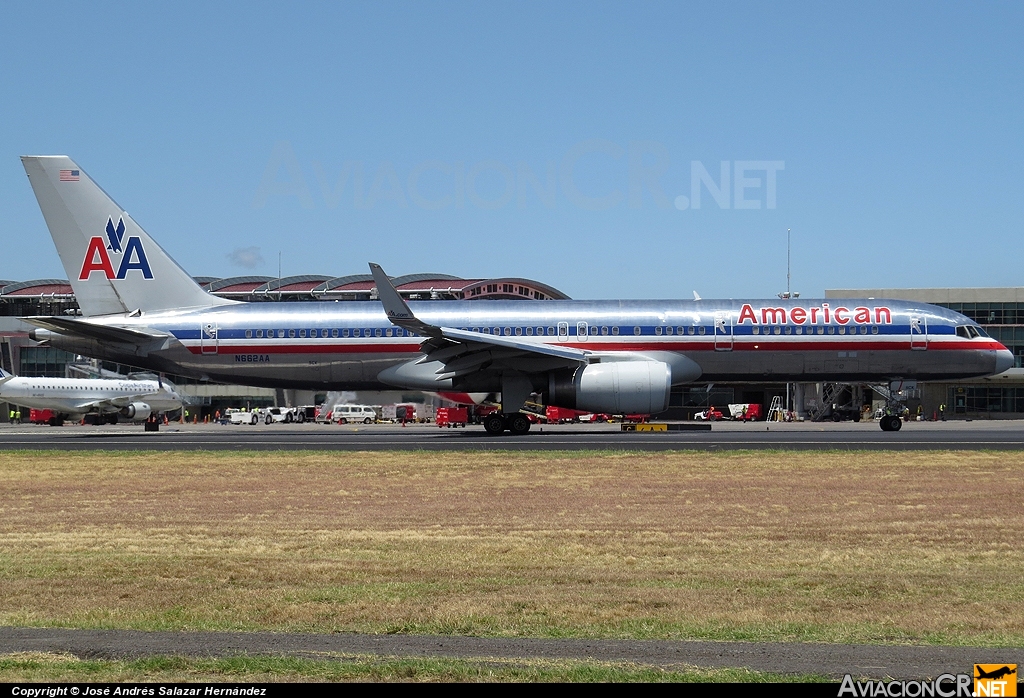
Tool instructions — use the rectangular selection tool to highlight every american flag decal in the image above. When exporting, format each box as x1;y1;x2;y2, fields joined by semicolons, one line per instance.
59;169;80;181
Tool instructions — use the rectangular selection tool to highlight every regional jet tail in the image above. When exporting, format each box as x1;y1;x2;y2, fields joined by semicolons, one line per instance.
21;156;234;317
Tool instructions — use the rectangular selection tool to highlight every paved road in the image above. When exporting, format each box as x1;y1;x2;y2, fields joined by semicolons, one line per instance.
1;420;1023;451
0;627;1017;679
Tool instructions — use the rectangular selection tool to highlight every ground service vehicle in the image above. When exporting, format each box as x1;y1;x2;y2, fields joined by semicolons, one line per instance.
21;156;1014;435
227;409;259;425
333;404;377;424
436;407;468;427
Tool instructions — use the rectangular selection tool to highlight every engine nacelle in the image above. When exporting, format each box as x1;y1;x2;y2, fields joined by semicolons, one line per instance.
121;402;152;420
548;361;671;415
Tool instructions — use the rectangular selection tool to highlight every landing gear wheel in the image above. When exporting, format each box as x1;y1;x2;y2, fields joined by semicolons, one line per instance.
880;415;902;431
507;413;532;435
484;414;506;435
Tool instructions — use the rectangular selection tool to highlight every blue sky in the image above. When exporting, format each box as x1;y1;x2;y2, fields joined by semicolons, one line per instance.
1;1;1021;299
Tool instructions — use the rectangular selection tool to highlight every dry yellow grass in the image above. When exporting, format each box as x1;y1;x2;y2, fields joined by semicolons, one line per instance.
0;450;1020;644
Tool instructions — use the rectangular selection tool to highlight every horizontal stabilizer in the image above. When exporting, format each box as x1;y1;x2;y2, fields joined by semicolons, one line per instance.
24;316;172;345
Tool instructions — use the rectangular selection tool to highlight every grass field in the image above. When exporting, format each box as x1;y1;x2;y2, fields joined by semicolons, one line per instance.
0;652;819;683
0;450;1021;647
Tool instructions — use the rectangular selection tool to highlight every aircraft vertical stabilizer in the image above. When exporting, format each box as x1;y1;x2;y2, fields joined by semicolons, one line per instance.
20;156;234;316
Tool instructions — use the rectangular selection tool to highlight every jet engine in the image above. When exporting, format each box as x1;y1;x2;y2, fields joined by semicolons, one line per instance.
120;402;153;420
548;361;671;414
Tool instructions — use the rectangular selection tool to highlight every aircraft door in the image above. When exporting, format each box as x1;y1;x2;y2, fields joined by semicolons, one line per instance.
576;321;588;342
200;322;219;355
714;312;733;351
557;322;569;342
910;316;928;350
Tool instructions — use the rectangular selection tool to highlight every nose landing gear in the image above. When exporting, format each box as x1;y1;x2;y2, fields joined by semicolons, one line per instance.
879;414;902;431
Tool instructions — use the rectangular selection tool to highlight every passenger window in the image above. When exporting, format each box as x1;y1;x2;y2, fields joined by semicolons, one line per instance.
504;327;512;336
549;327;556;336
396;328;404;336
602;326;610;335
838;326;846;335
752;326;760;335
590;325;598;335
375;328;382;337
633;326;641;335
321;329;328;338
795;327;803;335
526;327;533;336
654;326;662;336
665;326;673;335
828;327;836;335
697;326;705;335
816;327;824;335
859;326;867;335
278;330;286;338
773;327;781;335
299;329;306;338
245;330;252;339
784;326;792;335
386;328;393;337
687;327;694;335
332;329;339;338
515;327;522;336
871;326;879;334
612;326;620;335
256;330;264;338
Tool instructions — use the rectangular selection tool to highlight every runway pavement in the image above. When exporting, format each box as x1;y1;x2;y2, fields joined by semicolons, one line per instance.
1;418;1023;450
0;627;1019;679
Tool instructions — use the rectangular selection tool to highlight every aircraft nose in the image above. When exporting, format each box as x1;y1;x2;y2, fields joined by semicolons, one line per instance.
995;349;1015;374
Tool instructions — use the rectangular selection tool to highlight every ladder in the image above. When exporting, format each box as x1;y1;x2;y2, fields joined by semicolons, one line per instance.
767;395;785;422
810;383;845;422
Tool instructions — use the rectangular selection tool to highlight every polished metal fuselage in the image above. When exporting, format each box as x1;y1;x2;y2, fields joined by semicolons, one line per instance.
36;297;1012;391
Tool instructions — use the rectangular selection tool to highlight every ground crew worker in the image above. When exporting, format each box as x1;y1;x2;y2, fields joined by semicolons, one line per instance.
939;403;946;421
14;409;21;424
9;409;15;423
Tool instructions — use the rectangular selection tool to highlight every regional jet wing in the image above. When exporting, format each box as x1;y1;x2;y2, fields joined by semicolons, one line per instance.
370;263;589;364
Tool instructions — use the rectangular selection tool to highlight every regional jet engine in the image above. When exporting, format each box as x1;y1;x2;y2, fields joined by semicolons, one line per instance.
120;402;153;420
548;361;671;415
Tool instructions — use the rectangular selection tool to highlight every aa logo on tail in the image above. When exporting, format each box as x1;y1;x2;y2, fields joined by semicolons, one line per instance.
79;217;153;280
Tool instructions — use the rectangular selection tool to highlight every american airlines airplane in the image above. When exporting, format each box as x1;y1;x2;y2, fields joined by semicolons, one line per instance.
0;367;182;426
19;156;1014;434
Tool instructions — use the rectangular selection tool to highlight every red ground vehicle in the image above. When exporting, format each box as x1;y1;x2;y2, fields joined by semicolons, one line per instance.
545;406;587;424
436;407;468;428
695;407;725;421
735;403;762;421
29;409;55;425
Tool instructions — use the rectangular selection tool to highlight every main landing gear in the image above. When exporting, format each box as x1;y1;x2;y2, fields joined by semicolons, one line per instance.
483;413;532;436
879;414;902;432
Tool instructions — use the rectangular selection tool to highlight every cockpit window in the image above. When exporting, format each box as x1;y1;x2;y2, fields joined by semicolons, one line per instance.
956;326;971;339
969;326;983;338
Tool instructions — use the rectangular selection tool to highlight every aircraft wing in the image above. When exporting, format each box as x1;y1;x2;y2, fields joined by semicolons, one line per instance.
23;317;173;345
369;263;589;374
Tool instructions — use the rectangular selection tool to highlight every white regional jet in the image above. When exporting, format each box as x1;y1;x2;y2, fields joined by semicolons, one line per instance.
18;156;1015;434
0;368;182;426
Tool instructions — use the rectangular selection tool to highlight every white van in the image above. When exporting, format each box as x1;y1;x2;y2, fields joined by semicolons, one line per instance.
333;404;377;424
